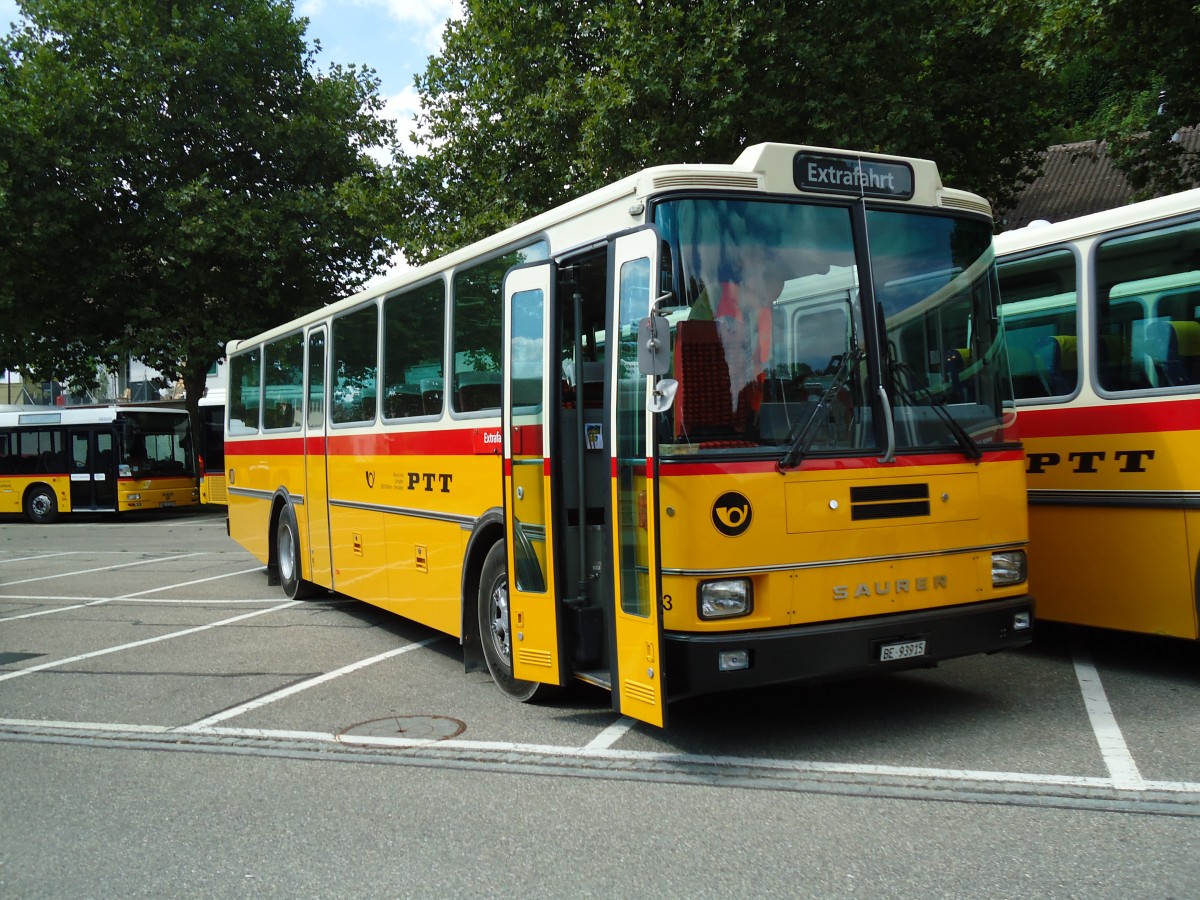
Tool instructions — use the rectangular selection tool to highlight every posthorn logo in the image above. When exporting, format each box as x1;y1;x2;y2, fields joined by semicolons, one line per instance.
712;491;752;537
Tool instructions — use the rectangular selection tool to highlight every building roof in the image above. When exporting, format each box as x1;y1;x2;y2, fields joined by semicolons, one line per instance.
999;128;1200;231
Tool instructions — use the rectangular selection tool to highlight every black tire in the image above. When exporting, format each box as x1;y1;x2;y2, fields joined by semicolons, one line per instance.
276;505;318;600
24;485;59;524
477;540;543;701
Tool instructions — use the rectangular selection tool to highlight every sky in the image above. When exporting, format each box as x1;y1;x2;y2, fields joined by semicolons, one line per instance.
294;0;462;155
0;0;463;155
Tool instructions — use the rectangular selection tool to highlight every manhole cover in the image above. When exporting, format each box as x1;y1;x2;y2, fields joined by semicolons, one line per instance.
337;715;466;745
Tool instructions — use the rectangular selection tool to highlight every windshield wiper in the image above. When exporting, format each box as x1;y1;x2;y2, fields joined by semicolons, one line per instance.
889;360;982;461
778;348;864;470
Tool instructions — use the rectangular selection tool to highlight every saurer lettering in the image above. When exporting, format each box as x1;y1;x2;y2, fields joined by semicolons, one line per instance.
833;575;947;601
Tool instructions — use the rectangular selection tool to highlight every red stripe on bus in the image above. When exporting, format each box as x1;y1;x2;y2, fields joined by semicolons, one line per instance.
1017;398;1200;438
661;449;1023;477
226;428;505;458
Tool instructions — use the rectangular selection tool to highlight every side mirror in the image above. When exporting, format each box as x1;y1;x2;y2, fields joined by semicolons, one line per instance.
637;314;671;376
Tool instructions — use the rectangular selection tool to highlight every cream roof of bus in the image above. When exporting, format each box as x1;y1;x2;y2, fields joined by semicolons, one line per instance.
0;404;186;426
227;143;988;354
995;187;1200;256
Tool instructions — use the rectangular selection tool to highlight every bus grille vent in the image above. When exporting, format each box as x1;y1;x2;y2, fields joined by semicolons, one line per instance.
849;483;930;520
651;173;762;191
939;194;992;216
622;679;658;706
517;648;553;669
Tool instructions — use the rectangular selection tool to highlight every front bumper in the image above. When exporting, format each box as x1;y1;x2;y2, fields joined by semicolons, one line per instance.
664;595;1034;700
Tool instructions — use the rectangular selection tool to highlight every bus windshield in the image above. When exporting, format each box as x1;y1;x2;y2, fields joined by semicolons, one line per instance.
655;197;1008;458
870;209;1008;456
118;410;194;478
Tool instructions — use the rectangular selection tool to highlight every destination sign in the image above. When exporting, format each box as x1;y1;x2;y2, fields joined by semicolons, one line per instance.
794;152;914;200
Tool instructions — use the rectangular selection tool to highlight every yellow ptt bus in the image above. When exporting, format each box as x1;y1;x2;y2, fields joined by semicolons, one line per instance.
225;144;1033;726
996;189;1200;640
0;404;198;522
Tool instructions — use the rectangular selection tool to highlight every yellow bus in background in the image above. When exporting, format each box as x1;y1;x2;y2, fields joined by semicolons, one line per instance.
996;189;1200;640
0;404;198;522
225;144;1033;726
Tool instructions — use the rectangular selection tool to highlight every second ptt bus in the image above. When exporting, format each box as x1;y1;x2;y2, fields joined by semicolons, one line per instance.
996;189;1200;640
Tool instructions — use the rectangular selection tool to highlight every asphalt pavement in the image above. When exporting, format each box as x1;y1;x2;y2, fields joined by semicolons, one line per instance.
1;506;1197;898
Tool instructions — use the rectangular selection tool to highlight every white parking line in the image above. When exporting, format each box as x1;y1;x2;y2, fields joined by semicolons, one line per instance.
584;716;637;750
176;636;444;731
116;566;265;599
1073;647;1145;790
0;552;205;587
0;552;78;565
0;594;297;605
0;566;267;622
0;597;113;622
0;601;302;683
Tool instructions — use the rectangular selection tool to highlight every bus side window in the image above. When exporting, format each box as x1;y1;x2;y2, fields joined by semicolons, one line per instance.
383;280;446;420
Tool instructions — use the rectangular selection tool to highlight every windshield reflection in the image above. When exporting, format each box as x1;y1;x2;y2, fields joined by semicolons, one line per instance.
654;198;1011;459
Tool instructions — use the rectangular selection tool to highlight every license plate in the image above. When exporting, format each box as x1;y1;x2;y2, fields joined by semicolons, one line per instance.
879;639;926;661
160;501;176;508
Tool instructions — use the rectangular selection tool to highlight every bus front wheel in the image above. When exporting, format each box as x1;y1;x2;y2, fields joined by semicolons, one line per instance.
24;485;59;524
478;540;544;702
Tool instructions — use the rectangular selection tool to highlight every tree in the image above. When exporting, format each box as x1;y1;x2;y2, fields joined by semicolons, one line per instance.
1026;0;1200;196
396;0;1055;262
0;0;403;425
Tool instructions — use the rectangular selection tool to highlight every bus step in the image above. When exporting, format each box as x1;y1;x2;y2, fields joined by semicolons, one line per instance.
573;668;611;691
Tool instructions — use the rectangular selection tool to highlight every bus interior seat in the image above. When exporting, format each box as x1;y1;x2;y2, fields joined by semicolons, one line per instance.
1006;345;1046;399
943;347;974;401
1096;333;1136;390
265;402;296;429
1034;333;1078;395
457;373;502;412
38;450;66;474
1145;319;1200;386
672;319;755;448
384;391;423;418
420;378;443;415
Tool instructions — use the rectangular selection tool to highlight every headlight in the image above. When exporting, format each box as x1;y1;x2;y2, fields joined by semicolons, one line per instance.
992;550;1027;586
698;578;753;619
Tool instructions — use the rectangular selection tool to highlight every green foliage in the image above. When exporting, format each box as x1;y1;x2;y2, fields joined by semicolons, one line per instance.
0;0;403;405
396;0;1055;261
1025;0;1200;196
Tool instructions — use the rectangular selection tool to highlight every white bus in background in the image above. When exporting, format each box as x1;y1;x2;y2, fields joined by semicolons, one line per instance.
199;358;228;505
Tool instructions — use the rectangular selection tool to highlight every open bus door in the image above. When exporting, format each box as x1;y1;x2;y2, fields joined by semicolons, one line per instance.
608;228;666;727
304;326;334;589
69;427;116;512
502;262;564;687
